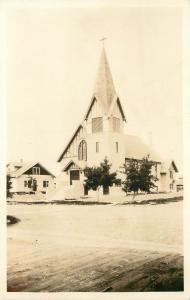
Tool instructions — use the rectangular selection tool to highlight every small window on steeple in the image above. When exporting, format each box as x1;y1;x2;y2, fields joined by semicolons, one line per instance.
113;117;120;132
96;142;99;153
116;142;119;153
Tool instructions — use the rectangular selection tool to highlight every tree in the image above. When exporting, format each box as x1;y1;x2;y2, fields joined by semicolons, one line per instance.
84;166;102;192
84;158;119;199
122;156;158;199
6;175;12;198
139;156;158;193
122;159;140;197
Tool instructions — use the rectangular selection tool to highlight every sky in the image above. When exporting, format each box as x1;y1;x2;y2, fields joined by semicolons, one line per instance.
6;5;183;173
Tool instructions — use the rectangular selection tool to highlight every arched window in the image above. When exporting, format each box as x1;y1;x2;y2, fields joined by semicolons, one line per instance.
78;140;87;161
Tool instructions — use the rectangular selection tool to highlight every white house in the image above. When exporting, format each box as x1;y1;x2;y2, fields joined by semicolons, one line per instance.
55;46;179;198
7;161;56;196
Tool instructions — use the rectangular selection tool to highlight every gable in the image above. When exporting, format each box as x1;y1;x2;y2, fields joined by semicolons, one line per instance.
63;161;82;172
9;162;55;177
116;99;126;121
170;161;178;172
57;125;85;162
23;163;54;176
85;96;126;122
84;97;104;121
111;99;125;120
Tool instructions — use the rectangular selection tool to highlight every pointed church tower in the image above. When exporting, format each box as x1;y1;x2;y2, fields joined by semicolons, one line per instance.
57;46;127;190
85;46;126;122
94;47;117;112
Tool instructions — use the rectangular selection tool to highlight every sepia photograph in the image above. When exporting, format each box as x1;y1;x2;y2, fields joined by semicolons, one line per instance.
2;0;189;297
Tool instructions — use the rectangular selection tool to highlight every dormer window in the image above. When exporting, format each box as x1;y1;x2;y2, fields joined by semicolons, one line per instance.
33;167;40;175
92;117;103;133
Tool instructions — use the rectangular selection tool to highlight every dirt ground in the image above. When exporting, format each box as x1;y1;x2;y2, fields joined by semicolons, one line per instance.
7;202;183;292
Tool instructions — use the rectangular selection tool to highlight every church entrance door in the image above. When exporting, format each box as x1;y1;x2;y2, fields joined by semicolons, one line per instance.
70;170;80;185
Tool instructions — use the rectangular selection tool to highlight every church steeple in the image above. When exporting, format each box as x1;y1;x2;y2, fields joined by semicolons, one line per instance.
94;46;117;112
84;45;126;122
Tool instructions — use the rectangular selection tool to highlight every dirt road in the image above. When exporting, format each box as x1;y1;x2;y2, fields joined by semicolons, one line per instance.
7;202;183;292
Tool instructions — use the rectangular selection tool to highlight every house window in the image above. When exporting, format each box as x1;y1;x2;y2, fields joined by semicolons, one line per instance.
92;117;103;133
116;142;119;153
33;167;40;175
78;140;87;161
24;180;32;188
170;171;173;179
28;180;32;188
170;183;173;190
113;117;120;132
43;181;49;188
96;142;99;153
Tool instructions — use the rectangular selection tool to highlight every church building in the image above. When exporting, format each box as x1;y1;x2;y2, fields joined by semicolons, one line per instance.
56;46;178;198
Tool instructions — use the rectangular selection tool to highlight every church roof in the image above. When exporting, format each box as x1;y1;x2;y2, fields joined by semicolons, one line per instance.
125;134;161;162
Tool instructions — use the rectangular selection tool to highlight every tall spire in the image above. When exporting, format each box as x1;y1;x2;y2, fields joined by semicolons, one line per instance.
94;46;117;112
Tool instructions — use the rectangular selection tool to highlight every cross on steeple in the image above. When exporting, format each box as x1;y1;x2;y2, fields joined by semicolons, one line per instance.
99;37;107;46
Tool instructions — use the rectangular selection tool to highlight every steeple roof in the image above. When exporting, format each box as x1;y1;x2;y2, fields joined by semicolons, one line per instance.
94;46;117;112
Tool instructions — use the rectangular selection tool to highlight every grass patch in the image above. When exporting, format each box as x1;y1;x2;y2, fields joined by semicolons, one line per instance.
7;200;111;205
121;196;183;205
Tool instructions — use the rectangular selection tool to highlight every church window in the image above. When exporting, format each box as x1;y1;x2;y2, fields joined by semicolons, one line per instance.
78;140;87;161
116;142;119;153
92;117;103;133
96;142;99;153
170;171;173;179
113;117;120;132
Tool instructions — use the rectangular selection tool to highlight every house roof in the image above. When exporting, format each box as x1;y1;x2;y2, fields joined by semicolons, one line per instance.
125;134;161;162
7;161;24;172
160;160;178;173
8;162;55;178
